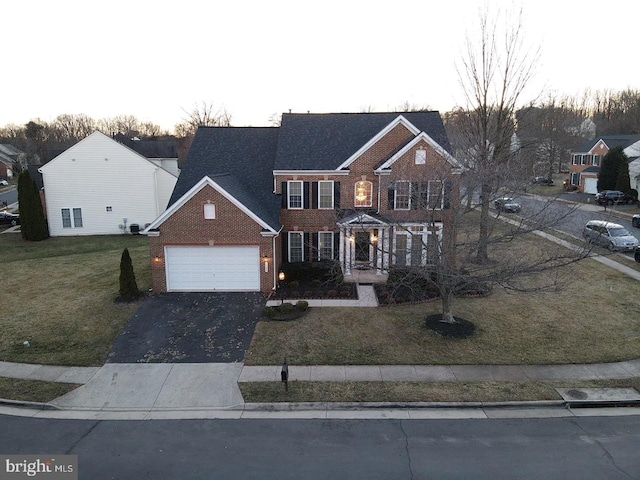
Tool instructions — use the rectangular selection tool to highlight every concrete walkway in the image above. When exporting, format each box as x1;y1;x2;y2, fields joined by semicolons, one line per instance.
265;284;378;307
1;359;640;420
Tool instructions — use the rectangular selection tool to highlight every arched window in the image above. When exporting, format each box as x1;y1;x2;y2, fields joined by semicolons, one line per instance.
354;181;372;208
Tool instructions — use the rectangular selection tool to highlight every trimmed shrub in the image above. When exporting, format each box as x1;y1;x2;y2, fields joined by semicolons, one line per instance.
296;301;309;311
279;302;295;314
263;306;276;318
119;248;140;300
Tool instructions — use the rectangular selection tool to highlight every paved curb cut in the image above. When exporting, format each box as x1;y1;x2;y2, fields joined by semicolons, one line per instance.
0;398;61;411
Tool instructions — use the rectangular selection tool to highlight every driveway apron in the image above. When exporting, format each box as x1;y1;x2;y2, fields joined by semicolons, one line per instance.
107;292;266;363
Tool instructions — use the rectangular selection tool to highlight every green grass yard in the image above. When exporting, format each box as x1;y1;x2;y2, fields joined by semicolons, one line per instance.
0;234;151;366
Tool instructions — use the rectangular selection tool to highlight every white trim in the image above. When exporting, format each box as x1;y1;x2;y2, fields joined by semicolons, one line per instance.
287;180;304;210
354;180;373;208
394;181;411;210
273;170;350;176
336;115;421;170
376;132;462;171
143;176;278;233
318;180;334;209
337;212;390;227
318;231;334;260
288;231;304;262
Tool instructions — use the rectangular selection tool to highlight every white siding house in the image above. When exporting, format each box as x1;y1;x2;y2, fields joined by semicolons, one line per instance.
39;131;179;236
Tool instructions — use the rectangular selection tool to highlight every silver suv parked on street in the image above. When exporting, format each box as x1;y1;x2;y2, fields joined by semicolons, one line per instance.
582;220;639;252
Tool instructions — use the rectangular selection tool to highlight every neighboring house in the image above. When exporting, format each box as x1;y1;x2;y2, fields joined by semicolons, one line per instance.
39;131;179;236
0;144;24;179
568;135;640;193
144;112;462;294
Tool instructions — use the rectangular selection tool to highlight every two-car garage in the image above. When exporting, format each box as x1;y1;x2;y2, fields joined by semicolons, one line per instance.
165;246;260;292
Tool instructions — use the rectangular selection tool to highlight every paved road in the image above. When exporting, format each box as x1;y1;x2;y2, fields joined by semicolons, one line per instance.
520;195;639;261
0;186;17;208
1;415;639;479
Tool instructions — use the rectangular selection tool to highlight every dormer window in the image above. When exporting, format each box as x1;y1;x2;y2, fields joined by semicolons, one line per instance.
415;149;426;165
354;181;372;208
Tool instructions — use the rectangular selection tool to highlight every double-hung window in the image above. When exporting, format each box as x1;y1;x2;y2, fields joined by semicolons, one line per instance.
426;181;444;209
287;181;303;209
394;181;411;210
61;208;83;228
593;154;600;167
288;232;304;262
318;232;333;260
318;181;334;209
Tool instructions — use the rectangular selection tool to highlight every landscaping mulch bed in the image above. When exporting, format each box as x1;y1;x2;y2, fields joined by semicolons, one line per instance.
425;314;476;339
271;281;357;300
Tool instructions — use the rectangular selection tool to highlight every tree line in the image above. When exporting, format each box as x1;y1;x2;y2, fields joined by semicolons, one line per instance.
0;103;232;167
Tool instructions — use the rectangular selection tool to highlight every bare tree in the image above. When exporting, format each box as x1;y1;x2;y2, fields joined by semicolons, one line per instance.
456;4;540;264
380;166;590;328
174;102;232;138
49;114;97;143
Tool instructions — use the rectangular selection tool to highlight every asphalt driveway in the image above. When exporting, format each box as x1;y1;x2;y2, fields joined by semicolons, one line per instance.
107;292;266;363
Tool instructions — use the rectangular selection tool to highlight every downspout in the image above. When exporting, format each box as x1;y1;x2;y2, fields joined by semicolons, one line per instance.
376;172;381;214
272;234;277;290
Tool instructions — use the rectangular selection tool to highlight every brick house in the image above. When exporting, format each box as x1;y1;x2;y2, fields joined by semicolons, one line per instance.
568;135;640;193
144;112;462;294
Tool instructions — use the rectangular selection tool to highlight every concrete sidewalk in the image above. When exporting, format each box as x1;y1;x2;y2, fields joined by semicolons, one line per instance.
1;359;640;420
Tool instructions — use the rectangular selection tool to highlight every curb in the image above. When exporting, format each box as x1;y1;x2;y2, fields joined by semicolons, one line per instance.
0;397;61;411
241;400;566;411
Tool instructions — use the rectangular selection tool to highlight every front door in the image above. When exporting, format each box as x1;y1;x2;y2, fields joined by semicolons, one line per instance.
355;232;370;264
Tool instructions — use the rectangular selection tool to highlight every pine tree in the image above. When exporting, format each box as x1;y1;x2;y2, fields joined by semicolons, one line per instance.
119;248;140;300
597;146;626;192
615;157;631;193
17;171;49;241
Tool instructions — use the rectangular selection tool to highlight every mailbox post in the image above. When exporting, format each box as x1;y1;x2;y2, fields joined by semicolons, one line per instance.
281;357;289;392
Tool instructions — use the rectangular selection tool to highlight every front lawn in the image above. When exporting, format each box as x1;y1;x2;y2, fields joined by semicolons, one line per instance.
246;257;640;366
0;234;151;366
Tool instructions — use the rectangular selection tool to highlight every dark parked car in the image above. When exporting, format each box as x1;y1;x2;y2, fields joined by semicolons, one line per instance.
632;214;640;228
0;212;20;226
533;176;553;185
636;246;640;263
494;197;521;213
594;190;635;205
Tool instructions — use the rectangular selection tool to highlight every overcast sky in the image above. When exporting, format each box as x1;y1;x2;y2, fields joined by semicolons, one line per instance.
3;0;638;132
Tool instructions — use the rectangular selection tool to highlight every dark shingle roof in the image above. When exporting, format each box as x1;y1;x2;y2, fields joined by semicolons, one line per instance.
169;127;281;231
170;112;452;232
273;112;451;170
574;135;640;153
114;134;178;158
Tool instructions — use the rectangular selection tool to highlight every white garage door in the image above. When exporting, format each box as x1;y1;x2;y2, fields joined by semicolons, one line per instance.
583;177;598;194
165;246;260;292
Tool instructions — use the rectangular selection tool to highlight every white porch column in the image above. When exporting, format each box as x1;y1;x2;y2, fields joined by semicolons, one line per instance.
339;227;345;272
383;227;389;272
406;231;413;266
376;229;383;274
345;227;352;275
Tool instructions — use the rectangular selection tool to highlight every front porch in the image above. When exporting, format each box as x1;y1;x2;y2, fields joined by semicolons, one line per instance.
343;268;388;284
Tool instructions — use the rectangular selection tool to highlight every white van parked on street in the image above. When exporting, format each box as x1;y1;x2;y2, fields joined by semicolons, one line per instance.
582;220;639;252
